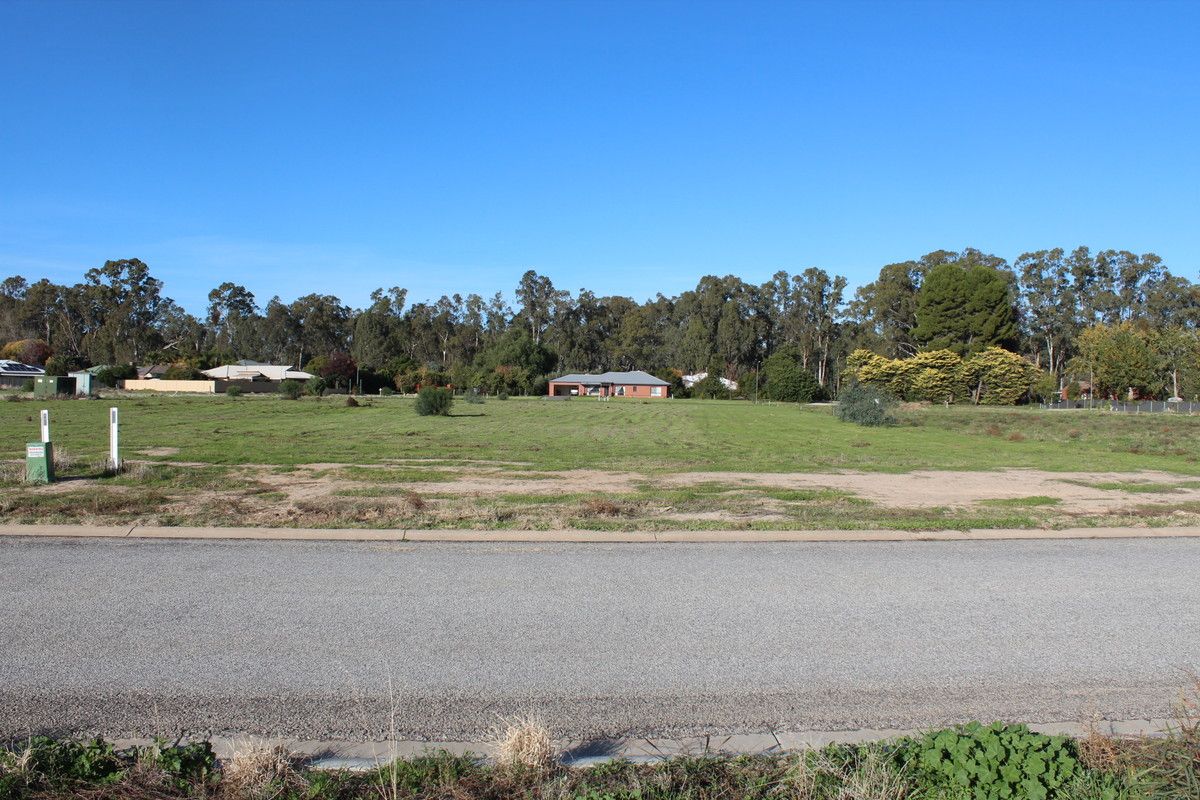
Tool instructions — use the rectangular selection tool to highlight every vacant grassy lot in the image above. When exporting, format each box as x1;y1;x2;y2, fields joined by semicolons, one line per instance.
2;393;1199;530
2;393;1199;472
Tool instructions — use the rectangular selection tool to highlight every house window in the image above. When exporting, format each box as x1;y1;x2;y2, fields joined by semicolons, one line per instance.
651;386;663;397
616;386;625;396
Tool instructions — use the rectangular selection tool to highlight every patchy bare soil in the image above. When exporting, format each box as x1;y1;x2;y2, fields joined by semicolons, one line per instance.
254;464;1200;513
660;469;1200;512
6;459;1200;529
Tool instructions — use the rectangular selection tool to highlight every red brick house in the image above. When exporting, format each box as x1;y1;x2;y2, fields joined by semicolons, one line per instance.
548;371;670;399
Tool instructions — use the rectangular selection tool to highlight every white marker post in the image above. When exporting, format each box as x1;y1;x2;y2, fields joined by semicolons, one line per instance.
40;409;50;443
109;407;121;471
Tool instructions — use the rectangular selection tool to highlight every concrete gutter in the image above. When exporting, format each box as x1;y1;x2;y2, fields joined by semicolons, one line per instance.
3;524;1200;543
113;718;1174;770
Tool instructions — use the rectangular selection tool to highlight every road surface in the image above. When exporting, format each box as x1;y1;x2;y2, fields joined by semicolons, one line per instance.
1;536;1197;740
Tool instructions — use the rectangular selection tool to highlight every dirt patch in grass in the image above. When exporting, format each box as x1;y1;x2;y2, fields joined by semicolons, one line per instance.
136;446;180;456
5;460;1200;530
662;468;1200;512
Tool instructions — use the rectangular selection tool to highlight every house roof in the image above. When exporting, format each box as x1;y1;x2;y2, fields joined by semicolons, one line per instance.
201;364;314;381
0;360;45;377
552;370;669;386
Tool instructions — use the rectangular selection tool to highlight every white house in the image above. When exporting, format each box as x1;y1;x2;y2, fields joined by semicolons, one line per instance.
681;371;738;391
201;360;314;381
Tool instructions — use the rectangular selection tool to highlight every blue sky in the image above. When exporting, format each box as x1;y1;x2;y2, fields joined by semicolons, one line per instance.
1;0;1197;314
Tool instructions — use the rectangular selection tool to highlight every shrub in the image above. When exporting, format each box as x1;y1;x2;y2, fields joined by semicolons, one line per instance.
304;376;327;396
279;380;303;400
901;722;1079;800
43;354;72;376
163;363;203;380
379;386;395;396
0;338;52;366
464;391;484;405
92;364;137;388
763;351;821;403
496;391;509;401
415;386;453;416
345;395;359;407
961;347;1037;405
20;379;34;392
224;385;244;397
691;374;729;399
835;383;896;426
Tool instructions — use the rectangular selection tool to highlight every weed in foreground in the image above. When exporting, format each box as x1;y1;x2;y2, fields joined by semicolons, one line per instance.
492;715;556;770
219;741;300;799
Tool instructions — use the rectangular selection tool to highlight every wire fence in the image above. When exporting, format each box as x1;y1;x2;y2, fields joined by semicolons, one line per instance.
1041;399;1200;414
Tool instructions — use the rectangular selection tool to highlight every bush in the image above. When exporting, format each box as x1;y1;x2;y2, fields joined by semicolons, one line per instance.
163;363;203;380
224;385;243;397
961;347;1037;405
92;364;137;388
304;376;327;396
42;354;72;377
379;386;395;396
763;351;821;403
835;383;896;426
901;722;1079;800
279;380;303;400
415;386;453;416
691;374;729;399
20;379;34;392
464;391;484;405
496;391;509;401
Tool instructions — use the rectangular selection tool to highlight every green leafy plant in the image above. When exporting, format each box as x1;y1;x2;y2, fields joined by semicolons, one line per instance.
279;379;303;400
22;736;124;786
415;386;454;416
902;722;1080;800
835;383;896;426
224;384;244;397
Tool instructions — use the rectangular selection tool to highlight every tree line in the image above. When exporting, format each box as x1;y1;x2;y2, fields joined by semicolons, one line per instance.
1;245;1198;401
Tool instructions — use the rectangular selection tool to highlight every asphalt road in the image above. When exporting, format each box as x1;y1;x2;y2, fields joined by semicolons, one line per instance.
1;537;1197;741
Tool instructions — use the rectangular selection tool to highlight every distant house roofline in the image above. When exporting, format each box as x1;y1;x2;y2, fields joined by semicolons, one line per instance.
550;370;669;387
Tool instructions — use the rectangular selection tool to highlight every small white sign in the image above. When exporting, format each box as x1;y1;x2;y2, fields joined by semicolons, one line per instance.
109;407;120;469
27;444;44;459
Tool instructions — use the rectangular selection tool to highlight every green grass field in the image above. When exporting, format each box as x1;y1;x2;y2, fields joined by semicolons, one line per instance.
2;393;1199;530
2;393;1199;473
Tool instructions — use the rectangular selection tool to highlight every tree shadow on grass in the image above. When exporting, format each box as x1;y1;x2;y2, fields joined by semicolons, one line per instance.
446;412;487;417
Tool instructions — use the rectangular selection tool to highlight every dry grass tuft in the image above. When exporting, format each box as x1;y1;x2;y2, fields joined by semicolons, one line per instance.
116;460;154;480
1007;431;1026;442
52;448;77;473
1075;728;1122;773
0;459;23;484
493;715;555;769
219;742;298;799
581;497;632;517
403;491;427;512
984;424;1003;437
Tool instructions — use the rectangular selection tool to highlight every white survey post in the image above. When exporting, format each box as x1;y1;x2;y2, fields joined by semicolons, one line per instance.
109;407;120;470
40;409;50;443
